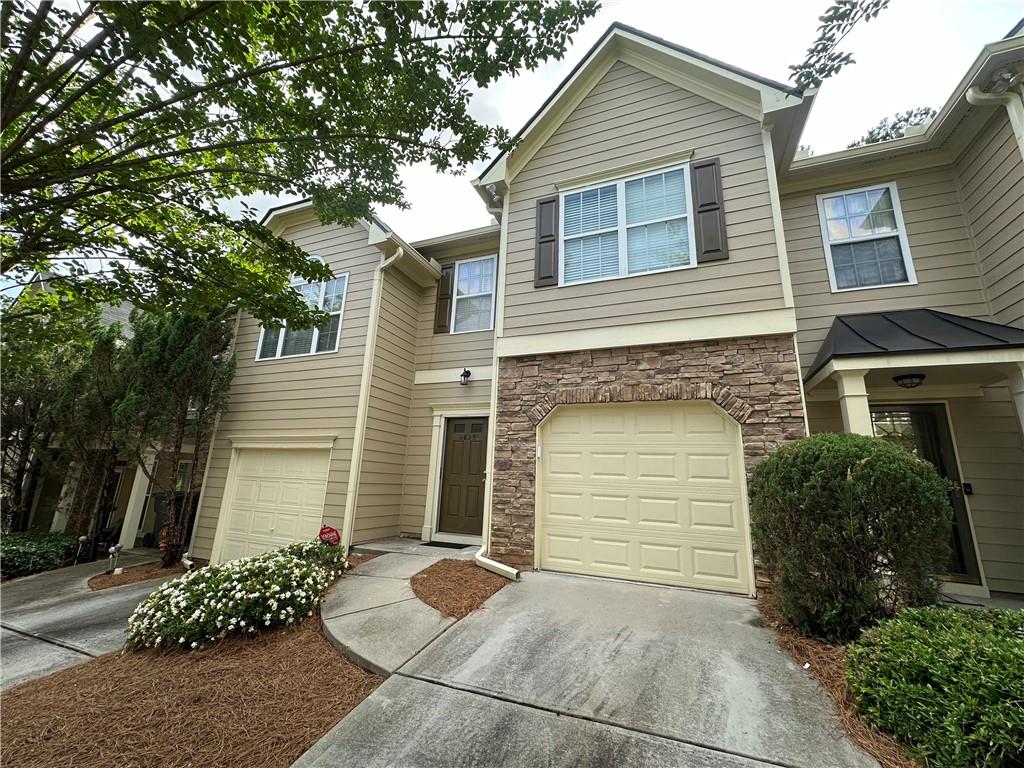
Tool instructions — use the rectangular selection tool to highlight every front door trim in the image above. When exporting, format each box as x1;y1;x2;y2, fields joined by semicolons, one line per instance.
870;399;990;599
423;404;488;545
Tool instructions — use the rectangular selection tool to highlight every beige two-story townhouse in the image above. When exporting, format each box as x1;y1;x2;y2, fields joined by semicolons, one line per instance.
189;23;1024;602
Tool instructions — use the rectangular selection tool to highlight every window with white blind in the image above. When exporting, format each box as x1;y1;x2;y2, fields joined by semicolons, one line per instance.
815;182;917;292
451;255;496;333
559;165;696;286
256;268;349;360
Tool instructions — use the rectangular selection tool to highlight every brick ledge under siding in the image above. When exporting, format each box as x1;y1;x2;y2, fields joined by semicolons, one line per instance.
489;334;806;569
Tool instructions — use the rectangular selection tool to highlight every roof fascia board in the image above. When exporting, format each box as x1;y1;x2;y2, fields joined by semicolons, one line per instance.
778;146;958;195
784;36;1024;179
806;347;1024;390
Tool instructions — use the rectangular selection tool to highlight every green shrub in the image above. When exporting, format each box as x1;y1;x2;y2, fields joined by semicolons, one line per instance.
846;607;1024;767
749;432;951;642
0;531;76;579
125;541;348;650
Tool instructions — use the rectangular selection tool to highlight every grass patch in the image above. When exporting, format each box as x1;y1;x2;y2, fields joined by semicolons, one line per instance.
846;607;1024;768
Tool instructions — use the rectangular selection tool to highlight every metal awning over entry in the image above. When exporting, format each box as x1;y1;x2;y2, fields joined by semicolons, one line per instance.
807;309;1024;381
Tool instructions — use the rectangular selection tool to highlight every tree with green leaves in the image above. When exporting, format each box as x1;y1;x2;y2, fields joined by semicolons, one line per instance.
114;310;235;566
0;288;100;531
847;107;938;147
790;0;890;92
1;0;598;327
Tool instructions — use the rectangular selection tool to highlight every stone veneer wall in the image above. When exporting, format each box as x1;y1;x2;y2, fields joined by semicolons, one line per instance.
490;335;806;568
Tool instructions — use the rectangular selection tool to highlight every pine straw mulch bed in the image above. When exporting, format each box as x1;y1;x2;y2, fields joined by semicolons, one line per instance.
410;558;509;619
757;590;918;768
0;613;382;768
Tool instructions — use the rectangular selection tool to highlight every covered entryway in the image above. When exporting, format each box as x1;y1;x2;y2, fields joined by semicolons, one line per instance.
215;448;330;562
536;401;753;595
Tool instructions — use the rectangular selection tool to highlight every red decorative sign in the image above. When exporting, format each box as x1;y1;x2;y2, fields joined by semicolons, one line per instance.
319;525;341;546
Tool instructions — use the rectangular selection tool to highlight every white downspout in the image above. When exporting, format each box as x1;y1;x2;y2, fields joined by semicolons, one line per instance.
474;184;520;581
340;247;404;553
966;66;1024;160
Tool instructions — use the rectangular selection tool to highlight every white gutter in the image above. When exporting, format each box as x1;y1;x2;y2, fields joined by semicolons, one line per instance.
473;186;520;582
339;247;404;552
966;66;1024;159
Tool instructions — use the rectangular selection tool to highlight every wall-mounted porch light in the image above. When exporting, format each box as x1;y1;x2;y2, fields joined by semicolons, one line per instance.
459;368;472;386
892;373;926;389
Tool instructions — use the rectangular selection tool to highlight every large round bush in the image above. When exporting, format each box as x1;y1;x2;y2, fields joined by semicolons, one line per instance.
846;607;1024;768
126;541;348;650
749;432;951;642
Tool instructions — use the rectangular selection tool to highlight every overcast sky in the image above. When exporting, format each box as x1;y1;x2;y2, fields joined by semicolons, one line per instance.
351;0;1020;242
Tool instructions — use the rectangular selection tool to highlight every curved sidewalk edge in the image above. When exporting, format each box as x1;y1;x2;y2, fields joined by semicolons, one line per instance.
320;553;455;677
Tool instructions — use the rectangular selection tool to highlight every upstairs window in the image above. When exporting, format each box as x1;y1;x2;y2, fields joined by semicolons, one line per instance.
451;255;495;333
816;182;916;292
256;268;348;360
560;165;695;285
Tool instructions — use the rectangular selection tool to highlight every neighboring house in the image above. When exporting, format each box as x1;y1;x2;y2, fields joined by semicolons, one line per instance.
189;23;1024;602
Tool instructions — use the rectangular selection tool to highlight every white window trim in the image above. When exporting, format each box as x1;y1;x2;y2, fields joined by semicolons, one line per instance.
815;181;918;294
450;254;497;335
557;162;698;287
255;267;350;361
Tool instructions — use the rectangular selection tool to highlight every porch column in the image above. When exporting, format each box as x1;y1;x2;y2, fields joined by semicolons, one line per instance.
50;462;82;533
1008;362;1024;438
118;453;156;549
834;369;873;436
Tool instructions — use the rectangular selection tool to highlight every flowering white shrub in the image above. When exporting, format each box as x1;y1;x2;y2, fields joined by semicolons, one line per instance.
125;541;349;651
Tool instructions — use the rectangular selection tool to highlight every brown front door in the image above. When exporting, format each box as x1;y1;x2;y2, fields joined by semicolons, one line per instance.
438;418;487;536
870;404;980;582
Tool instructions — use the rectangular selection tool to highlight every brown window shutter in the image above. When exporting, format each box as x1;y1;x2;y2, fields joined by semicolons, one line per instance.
690;157;729;263
534;195;559;287
433;264;454;334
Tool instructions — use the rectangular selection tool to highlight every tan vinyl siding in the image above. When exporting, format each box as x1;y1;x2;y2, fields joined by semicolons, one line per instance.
955;111;1024;329
352;268;419;543
502;60;785;338
806;392;1024;595
948;387;1024;594
191;221;378;559
399;380;492;536
783;167;989;372
415;241;498;370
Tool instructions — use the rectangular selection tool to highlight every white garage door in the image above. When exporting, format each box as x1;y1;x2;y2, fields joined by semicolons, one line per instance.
217;448;330;562
537;401;752;594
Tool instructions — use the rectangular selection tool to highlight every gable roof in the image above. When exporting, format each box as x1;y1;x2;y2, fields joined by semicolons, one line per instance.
474;22;809;192
807;309;1024;379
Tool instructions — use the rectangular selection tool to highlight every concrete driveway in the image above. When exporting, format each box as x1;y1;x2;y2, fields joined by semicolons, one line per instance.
297;572;876;768
1;551;167;690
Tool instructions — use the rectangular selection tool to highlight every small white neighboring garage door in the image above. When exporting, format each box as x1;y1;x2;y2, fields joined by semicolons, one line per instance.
216;448;330;562
537;401;753;595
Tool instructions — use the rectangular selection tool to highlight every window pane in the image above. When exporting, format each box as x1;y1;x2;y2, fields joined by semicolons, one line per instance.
867;188;893;211
870;211;897;233
258;326;281;358
827;219;851;240
849;214;872;238
563;232;619;283
564;185;616;237
823;196;846;218
321;276;346;312
280;326;314;357
625;169;685;225
627;218;689;274
315;314;340;352
297;281;320;309
456;258;495;296
830;237;906;288
453;294;493;332
845;192;869;215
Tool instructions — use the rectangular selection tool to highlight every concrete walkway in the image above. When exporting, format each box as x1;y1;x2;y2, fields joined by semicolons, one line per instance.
1;550;172;690
302;569;877;768
321;553;457;676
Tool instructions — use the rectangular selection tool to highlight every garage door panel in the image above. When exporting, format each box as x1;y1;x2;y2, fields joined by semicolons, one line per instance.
538;402;752;595
216;448;330;563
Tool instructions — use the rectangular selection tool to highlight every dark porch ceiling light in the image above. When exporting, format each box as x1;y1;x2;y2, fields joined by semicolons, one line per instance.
459;368;472;386
892;373;926;389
